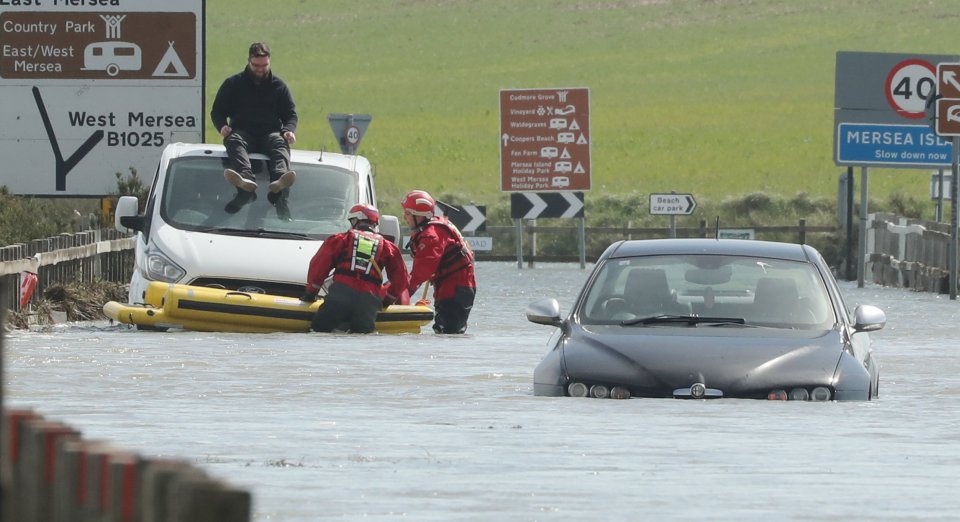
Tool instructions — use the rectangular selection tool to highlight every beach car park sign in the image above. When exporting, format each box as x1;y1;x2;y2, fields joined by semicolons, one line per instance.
0;0;204;196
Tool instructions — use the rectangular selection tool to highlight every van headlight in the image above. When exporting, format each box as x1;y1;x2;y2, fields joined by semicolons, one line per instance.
144;248;186;282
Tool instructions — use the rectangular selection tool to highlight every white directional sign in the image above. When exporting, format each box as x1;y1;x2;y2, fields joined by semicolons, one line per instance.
649;193;697;215
0;0;204;196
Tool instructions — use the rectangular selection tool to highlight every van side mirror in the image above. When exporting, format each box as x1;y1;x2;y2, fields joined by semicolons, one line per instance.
115;196;143;233
380;214;401;245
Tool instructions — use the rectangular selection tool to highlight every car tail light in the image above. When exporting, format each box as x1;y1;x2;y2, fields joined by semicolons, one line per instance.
568;382;589;397
788;388;810;401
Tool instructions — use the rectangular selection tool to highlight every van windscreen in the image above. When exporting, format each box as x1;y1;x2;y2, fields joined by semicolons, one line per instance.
160;156;358;239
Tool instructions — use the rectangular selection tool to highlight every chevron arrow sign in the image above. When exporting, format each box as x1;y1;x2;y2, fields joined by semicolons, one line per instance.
510;192;585;219
442;205;487;232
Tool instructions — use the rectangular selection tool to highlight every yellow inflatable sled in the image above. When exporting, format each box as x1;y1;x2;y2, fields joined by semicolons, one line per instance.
103;282;433;334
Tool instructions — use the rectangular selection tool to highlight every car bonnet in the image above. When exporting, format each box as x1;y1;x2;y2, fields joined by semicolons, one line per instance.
563;324;844;393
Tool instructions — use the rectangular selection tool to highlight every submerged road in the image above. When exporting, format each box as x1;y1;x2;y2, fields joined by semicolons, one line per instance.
5;262;960;520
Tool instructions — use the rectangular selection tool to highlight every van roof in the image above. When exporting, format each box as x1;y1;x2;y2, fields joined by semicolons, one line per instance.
163;142;371;172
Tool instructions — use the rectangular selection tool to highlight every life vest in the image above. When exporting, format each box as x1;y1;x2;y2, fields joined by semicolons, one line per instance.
411;216;474;283
333;229;384;284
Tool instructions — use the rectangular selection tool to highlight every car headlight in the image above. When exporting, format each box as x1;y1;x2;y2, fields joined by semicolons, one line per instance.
144;248;186;282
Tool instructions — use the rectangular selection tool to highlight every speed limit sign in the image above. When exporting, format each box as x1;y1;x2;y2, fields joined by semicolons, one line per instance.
345;125;361;146
885;58;937;119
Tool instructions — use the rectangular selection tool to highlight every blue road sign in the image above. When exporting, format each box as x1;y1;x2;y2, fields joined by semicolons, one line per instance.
835;123;953;167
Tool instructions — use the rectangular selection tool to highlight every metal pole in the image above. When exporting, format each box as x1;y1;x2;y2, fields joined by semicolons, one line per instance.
578;217;586;269
347;114;356;155
951;137;959;299
937;168;945;222
515;218;523;269
857;166;868;288
845;167;855;281
669;190;677;238
528;219;536;268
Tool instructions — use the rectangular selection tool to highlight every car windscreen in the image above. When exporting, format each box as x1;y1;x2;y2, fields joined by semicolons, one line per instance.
578;254;836;329
159;156;357;240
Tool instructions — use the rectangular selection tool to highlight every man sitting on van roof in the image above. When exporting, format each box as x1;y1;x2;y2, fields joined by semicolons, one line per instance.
211;41;298;220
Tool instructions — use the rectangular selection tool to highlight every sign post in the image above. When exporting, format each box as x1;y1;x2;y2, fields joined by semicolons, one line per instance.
649;192;697;239
834;51;960;289
501;87;591;268
328;113;372;155
935;62;960;299
510;192;586;268
500;87;591;192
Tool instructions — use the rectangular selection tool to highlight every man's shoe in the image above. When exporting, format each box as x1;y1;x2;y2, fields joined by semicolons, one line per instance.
225;169;257;192
268;170;296;193
224;190;257;213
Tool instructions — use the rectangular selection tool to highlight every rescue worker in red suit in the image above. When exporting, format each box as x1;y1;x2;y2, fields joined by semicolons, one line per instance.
401;190;476;334
301;204;410;333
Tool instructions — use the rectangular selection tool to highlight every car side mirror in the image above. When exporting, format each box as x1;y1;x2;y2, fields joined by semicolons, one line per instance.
853;304;886;333
526;298;563;328
380;214;401;245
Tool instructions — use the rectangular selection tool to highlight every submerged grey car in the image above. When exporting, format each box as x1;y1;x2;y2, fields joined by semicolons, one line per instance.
527;239;886;401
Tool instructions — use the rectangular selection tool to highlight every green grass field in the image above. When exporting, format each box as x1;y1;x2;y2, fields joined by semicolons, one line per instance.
205;0;958;219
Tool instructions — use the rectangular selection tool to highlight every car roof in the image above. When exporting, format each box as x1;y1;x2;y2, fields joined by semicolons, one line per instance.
603;238;815;262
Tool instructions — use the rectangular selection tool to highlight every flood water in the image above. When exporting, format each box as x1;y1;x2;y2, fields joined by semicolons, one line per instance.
4;262;960;521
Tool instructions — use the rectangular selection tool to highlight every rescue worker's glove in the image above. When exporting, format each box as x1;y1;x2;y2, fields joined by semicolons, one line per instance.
415;298;431;307
300;292;318;303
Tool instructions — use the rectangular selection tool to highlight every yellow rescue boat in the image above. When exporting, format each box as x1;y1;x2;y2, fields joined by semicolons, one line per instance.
103;282;433;334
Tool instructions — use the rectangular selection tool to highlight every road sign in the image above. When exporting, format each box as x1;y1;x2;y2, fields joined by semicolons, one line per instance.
0;0;204;196
441;204;486;233
510;192;584;219
328;113;371;154
885;59;937;119
939;63;960;98
836;123;952;166
930;171;952;200
500;87;591;192
345;125;361;145
834;52;959;168
649;193;697;215
936;63;960;136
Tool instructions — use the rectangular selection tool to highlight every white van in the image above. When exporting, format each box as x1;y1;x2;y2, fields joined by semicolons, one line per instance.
114;143;400;304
